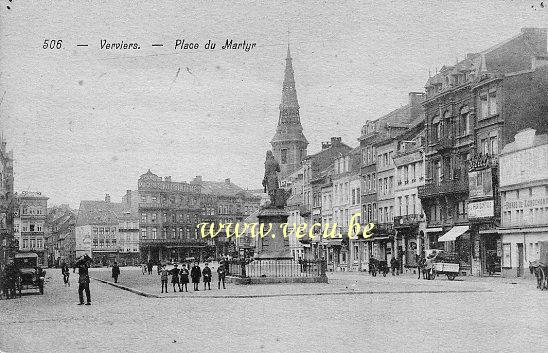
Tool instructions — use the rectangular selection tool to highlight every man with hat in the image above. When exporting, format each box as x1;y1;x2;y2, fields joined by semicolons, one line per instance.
74;254;92;305
169;263;181;292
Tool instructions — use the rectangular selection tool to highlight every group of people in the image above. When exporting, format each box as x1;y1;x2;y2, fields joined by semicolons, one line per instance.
159;261;226;293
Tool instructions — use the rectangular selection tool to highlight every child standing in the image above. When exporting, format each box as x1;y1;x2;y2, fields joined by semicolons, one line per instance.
160;266;169;293
179;264;189;292
170;264;181;292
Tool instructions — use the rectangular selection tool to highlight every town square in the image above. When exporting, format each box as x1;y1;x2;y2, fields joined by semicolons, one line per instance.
1;1;547;352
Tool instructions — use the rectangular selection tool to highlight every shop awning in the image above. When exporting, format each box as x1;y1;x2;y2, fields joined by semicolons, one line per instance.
438;226;469;242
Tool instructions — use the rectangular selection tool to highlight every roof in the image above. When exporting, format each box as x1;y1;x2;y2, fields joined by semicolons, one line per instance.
199;180;258;199
77;200;137;227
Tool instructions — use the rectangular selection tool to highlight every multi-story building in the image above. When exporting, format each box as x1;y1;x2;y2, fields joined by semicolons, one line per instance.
13;192;49;265
393;120;427;270
299;137;352;268
271;46;308;179
191;176;260;259
334;148;362;271
420;28;547;276
359;92;424;268
76;194;139;265
499;129;548;278
0;132;14;266
45;204;77;267
136;171;204;263
284;166;306;260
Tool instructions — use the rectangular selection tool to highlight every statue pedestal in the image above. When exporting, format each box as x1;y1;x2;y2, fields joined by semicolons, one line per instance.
255;207;293;259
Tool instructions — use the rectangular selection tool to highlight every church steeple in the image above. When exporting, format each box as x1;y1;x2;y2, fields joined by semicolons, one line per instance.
271;45;308;178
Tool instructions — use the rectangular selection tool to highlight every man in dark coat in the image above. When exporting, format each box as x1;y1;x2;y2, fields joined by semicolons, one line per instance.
217;262;226;289
75;254;92;305
202;263;212;290
190;262;201;291
169;264;181;292
111;262;120;283
179;264;189;292
390;256;398;276
147;260;153;275
61;262;70;286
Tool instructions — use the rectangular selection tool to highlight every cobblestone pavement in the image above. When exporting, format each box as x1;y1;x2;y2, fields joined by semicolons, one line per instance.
1;267;547;353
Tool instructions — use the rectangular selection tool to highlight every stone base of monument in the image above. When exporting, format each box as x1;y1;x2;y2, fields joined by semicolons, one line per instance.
224;207;328;284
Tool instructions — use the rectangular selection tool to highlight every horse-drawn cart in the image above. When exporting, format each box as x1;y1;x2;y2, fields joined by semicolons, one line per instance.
428;250;459;280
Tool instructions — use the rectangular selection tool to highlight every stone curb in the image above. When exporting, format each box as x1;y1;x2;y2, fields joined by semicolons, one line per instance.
91;277;160;298
92;277;492;299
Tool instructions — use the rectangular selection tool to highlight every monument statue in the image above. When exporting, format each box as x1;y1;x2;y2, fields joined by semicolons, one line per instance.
262;150;289;208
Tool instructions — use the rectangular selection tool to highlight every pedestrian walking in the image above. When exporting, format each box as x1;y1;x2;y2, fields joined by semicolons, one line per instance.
5;260;19;299
147;260;153;275
425;257;433;280
170;264;181;292
390;256;398;276
190;262;201;291
75;254;92;305
179;264;189;292
160;266;169;293
202;263;212;290
61;262;70;286
417;255;426;280
217;262;226;289
141;263;147;275
111;262;120;283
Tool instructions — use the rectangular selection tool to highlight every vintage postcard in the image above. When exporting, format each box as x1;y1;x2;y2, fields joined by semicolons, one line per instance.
1;1;547;352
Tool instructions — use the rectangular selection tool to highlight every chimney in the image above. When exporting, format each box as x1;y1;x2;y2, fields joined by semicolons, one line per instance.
330;137;342;145
105;194;111;203
192;176;203;184
409;92;425;106
321;142;332;150
164;176;171;182
466;53;475;60
225;178;231;184
126;190;132;207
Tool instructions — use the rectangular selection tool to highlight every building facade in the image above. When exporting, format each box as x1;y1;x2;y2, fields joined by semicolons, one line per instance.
45;204;77;267
13;192;49;265
419;27;547;276
0;133;14;266
76;194;139;265
499;129;548;278
393;122;427;270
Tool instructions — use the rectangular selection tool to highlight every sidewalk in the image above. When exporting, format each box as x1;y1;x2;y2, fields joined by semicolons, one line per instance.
87;266;539;299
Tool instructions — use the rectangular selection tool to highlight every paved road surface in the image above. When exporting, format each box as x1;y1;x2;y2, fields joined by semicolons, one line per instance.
1;268;546;353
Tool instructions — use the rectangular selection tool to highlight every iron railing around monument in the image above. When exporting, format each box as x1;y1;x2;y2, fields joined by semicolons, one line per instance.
226;259;327;278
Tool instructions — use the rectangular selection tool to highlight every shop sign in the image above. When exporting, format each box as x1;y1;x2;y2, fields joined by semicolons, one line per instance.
468;169;493;199
503;197;548;210
468;200;494;219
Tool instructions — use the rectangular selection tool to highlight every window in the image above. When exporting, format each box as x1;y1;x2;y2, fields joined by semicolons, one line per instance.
398;197;402;216
502;243;511;267
480;94;488;119
141;213;147;222
489;90;497;115
152;227;157;239
481;139;488;155
140;228;147;239
490;136;498;155
280;148;288;164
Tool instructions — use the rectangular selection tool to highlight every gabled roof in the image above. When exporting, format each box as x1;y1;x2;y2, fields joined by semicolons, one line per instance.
199;180;257;199
77;201;136;227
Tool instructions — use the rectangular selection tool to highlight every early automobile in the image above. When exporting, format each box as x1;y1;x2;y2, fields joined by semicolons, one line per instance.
14;252;46;295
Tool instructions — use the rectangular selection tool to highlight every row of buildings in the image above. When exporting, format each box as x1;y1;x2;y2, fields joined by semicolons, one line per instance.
275;28;548;278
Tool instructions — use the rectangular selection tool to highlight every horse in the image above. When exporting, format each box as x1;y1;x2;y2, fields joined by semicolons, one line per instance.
529;261;548;290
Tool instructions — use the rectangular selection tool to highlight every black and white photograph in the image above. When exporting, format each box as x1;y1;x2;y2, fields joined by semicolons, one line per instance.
0;1;547;352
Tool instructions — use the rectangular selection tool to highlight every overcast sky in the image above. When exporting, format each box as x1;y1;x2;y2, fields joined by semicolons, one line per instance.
0;0;546;208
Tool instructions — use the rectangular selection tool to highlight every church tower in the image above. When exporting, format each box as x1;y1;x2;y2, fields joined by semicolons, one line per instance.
271;46;308;178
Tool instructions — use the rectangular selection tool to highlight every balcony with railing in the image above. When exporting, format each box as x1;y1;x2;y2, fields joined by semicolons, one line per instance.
418;176;468;199
394;214;424;228
374;223;395;236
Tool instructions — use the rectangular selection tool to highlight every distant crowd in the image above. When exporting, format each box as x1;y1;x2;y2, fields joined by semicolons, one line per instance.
142;260;227;293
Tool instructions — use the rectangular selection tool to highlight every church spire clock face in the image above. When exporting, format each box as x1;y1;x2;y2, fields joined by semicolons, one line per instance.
270;45;308;178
